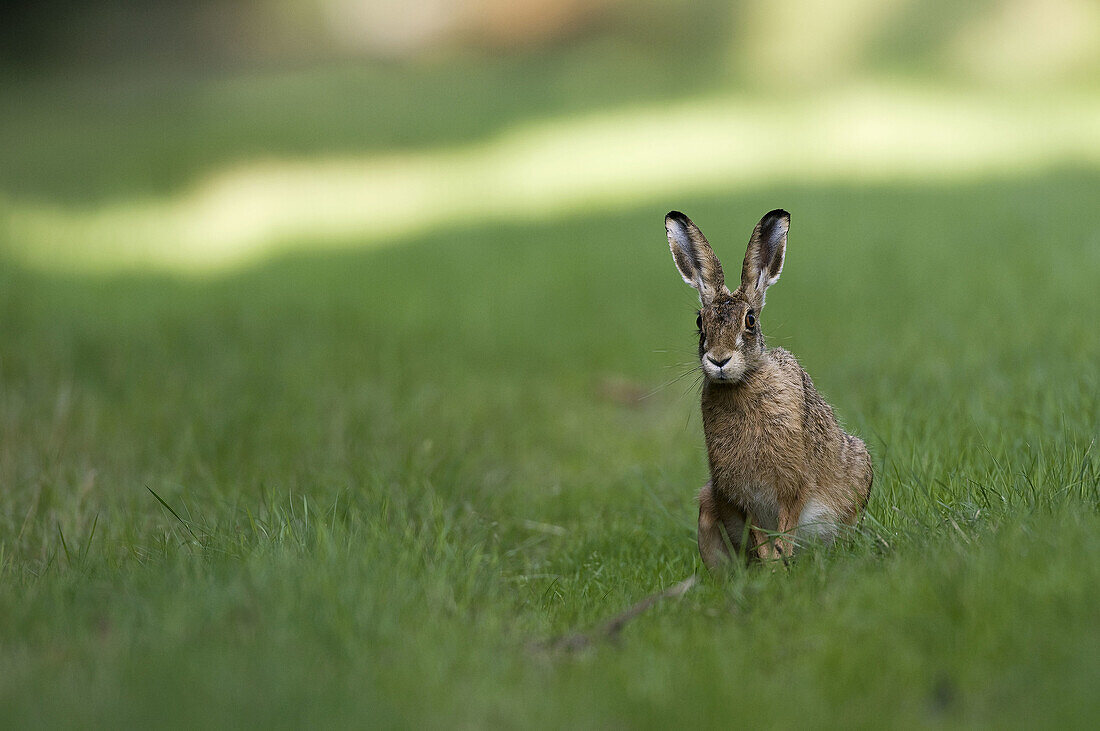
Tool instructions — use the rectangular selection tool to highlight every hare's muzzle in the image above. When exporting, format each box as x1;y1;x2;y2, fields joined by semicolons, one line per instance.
702;350;746;382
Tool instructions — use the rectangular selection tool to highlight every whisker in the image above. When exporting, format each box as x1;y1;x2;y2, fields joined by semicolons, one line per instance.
679;371;704;401
642;364;702;400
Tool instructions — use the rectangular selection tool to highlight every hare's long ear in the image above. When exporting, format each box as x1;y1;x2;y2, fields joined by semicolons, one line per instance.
739;209;789;305
666;211;726;305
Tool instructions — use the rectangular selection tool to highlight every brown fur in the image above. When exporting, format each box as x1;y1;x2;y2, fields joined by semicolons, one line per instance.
666;210;872;570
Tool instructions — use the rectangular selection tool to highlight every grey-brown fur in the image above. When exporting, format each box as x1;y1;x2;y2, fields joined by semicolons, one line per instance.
665;209;872;569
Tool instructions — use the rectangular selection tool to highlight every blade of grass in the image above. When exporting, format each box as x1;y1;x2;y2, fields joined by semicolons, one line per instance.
80;512;100;564
146;485;200;543
56;522;72;566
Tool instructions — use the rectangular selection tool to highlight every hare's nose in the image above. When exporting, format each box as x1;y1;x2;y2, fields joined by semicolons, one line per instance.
707;354;731;368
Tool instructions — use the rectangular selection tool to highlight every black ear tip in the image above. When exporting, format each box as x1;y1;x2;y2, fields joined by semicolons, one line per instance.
764;208;790;222
666;210;687;222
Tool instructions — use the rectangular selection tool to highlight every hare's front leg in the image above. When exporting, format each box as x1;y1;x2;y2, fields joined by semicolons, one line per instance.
773;498;806;561
698;481;748;572
750;497;804;563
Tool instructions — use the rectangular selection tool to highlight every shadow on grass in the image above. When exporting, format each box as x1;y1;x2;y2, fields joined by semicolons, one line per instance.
0;5;734;205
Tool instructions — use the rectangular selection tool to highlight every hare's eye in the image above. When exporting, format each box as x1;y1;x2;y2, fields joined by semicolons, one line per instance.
696;314;702;330
745;311;757;329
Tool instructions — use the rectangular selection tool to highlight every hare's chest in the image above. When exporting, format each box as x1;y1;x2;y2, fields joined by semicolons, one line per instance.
726;478;781;530
702;395;801;528
707;442;783;529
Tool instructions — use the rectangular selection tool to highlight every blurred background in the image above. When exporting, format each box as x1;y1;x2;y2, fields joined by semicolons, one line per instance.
3;0;1099;271
2;4;1100;726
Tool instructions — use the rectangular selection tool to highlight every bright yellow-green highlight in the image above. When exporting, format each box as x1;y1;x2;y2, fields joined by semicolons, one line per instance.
5;86;1100;273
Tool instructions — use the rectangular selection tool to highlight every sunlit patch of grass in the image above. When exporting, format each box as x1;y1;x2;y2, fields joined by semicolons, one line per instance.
4;85;1100;272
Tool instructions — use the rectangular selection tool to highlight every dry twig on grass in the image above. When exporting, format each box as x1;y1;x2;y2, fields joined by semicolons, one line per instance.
542;575;700;652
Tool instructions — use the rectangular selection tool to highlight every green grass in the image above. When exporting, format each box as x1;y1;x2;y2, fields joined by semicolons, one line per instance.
1;167;1098;726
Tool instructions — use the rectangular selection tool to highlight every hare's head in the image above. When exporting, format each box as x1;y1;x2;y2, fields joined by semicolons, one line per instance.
665;209;789;383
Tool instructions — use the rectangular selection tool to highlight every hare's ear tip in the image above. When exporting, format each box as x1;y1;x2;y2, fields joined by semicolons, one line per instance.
666;210;686;222
763;208;790;222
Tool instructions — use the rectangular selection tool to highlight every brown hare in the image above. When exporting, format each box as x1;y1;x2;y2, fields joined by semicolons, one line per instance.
665;209;872;570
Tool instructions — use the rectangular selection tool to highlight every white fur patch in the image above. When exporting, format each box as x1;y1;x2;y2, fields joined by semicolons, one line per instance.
798;497;839;543
702;351;746;382
756;265;782;294
666;219;692;253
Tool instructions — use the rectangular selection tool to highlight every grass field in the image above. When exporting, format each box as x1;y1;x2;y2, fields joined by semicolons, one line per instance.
2;61;1099;726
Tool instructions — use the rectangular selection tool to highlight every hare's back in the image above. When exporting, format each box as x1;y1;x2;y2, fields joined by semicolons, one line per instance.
766;347;841;433
768;347;872;516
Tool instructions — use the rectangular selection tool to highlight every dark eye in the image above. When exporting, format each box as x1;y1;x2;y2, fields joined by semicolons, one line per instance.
745;311;756;329
696;313;702;330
